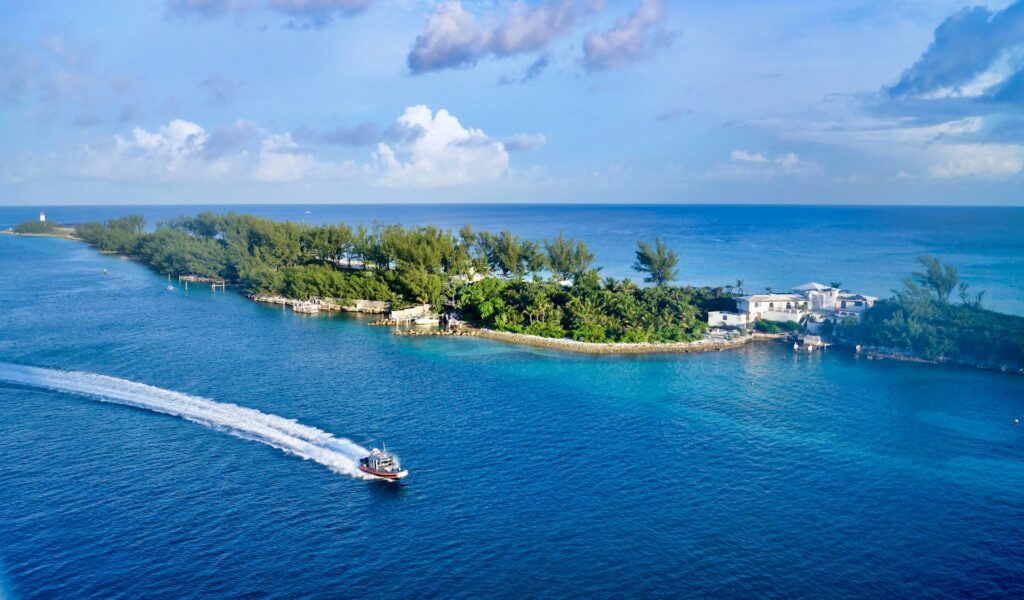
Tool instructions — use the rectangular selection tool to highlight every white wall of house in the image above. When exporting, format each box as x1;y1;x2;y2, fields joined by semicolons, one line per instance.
708;311;749;328
761;309;804;323
836;297;874;312
737;294;808;318
804;289;839;311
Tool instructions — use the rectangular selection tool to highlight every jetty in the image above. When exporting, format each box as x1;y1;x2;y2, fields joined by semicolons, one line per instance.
178;275;226;291
793;334;831;353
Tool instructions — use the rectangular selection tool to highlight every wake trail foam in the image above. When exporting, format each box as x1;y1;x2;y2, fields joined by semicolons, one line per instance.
0;362;374;480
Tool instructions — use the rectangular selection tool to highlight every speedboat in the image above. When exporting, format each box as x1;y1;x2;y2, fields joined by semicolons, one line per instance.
359;444;408;480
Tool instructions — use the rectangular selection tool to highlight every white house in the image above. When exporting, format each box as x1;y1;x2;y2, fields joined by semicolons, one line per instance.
39;211;46;222
708;311;750;329
791;282;839;310
835;293;877;314
736;293;808;317
716;281;878;329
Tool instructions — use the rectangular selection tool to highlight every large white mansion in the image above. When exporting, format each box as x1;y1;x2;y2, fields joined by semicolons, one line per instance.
708;282;877;330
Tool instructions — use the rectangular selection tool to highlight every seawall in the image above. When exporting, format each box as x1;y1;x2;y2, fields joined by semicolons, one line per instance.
461;328;781;355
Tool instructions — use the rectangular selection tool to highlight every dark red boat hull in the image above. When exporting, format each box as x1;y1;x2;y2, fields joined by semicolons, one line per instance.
359;465;404;479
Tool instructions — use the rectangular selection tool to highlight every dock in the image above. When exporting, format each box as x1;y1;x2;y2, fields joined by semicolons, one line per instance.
178;274;226;291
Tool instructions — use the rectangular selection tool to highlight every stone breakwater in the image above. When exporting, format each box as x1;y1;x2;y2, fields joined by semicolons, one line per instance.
389;325;782;354
855;344;1024;375
248;295;390;314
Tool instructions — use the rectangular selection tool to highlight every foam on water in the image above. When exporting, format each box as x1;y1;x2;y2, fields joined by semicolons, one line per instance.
0;362;375;480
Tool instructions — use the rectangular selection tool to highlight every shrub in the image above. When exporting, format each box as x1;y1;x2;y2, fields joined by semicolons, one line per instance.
13;220;57;234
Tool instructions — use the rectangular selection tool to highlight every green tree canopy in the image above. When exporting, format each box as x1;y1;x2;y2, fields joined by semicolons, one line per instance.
544;230;595;281
633;237;679;286
911;255;959;304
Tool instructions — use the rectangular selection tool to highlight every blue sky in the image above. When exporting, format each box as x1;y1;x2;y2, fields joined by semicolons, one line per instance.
1;0;1022;205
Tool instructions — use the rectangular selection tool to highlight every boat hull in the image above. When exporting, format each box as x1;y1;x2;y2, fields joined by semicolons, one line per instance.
359;465;409;480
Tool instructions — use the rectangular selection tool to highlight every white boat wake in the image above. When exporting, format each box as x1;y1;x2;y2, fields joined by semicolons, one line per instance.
0;362;375;480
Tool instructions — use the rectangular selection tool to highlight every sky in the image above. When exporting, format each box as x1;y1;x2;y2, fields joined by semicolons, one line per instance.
0;0;1022;205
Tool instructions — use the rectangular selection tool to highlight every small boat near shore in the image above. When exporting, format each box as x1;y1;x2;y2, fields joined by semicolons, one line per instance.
413;316;440;326
359;444;408;481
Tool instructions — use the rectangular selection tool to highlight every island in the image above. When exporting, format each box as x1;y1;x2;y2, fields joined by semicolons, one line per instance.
7;212;1023;372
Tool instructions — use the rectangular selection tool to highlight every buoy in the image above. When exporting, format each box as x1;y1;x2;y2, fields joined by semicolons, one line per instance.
1015;418;1020;425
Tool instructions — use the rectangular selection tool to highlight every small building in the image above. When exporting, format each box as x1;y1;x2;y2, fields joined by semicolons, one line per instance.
794;334;830;352
836;293;876;313
708;311;750;329
39;211;46;222
388;304;433;322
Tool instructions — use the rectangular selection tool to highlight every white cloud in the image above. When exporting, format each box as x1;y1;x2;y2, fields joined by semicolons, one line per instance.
503;133;547;152
61;118;354;182
730;150;768;163
68;118;241;181
582;0;671;71
705;149;819;180
122;119;208;173
775;152;816;174
18;109;538;188
407;0;587;73
253;133;354;182
762;111;1024;180
371;105;511;188
928;143;1024;177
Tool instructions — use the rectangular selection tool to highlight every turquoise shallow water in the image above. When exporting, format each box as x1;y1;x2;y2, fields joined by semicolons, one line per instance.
1;206;1023;598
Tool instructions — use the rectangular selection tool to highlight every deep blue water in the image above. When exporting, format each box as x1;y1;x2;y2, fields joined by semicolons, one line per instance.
1;206;1023;599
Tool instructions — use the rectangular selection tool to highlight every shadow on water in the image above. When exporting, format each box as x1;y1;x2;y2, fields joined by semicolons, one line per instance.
365;479;408;502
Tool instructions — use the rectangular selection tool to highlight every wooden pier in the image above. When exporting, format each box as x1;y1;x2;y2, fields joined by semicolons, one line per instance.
178;274;227;291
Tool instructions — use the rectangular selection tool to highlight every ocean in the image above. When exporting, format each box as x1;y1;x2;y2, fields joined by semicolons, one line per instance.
0;205;1022;598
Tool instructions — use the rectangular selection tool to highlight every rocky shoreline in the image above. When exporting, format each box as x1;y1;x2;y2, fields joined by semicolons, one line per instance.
391;324;784;354
854;344;1024;375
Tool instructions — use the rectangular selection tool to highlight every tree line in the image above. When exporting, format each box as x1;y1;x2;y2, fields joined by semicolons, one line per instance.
851;256;1023;369
74;212;722;343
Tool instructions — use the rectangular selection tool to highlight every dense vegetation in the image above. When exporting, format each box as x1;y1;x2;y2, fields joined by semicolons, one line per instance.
75;213;731;343
851;256;1024;369
753;319;803;334
13;219;60;234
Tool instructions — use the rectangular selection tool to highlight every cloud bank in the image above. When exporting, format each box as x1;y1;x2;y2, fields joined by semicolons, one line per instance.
165;0;371;27
885;2;1024;102
37;106;541;188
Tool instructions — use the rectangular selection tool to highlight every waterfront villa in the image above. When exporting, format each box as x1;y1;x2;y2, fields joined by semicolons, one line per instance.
736;293;809;323
708;282;877;330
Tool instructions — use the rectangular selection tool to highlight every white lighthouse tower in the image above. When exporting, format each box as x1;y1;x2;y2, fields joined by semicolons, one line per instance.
39;211;46;222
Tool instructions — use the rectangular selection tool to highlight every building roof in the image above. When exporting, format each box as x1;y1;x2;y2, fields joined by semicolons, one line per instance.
839;293;878;302
739;293;805;302
792;282;835;292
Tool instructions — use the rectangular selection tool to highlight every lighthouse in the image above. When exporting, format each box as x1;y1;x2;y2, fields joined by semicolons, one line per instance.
39;211;46;222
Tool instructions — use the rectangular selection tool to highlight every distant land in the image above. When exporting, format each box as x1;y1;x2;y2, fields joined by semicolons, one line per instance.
7;211;1023;373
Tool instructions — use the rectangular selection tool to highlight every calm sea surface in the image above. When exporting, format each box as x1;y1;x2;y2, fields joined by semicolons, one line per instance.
1;205;1022;599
